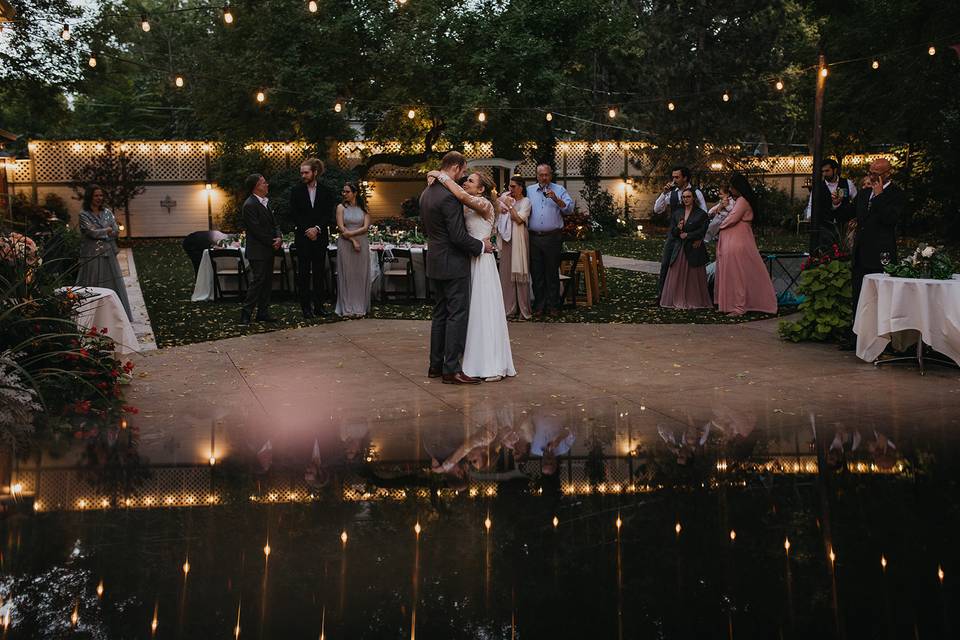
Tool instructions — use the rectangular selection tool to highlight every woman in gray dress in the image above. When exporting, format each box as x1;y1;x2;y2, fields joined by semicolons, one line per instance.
76;184;133;320
335;182;371;317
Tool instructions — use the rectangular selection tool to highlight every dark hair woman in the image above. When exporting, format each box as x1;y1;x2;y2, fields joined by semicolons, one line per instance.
76;184;133;320
659;187;711;309
496;175;532;319
714;173;777;316
335;181;372;317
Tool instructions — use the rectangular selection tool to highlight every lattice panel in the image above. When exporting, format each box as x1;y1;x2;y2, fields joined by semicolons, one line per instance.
559;141;587;176
5;159;32;183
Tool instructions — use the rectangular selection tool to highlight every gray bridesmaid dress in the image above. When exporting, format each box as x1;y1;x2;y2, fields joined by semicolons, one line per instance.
76;208;133;320
335;205;371;317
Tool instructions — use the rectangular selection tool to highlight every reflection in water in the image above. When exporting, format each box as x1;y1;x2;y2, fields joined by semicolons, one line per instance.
1;399;959;637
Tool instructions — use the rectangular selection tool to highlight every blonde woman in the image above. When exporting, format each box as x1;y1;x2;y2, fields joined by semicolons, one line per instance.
428;170;516;381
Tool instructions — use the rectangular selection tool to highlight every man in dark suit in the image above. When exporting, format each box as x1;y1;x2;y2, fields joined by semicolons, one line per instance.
290;157;335;318
805;158;857;254
420;151;494;384
843;158;904;350
240;173;282;325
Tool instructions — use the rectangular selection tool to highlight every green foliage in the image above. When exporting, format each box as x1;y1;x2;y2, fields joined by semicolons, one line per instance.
579;150;623;235
753;182;801;232
69;142;149;214
884;243;956;280
778;258;852;343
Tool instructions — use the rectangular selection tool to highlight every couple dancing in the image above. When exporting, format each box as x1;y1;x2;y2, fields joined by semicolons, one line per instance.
421;152;516;384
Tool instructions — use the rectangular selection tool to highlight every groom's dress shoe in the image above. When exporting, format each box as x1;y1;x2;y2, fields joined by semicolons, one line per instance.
427;368;442;378
239;311;252;326
442;372;480;385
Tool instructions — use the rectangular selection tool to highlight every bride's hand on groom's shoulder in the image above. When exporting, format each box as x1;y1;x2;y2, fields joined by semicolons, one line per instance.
426;170;440;186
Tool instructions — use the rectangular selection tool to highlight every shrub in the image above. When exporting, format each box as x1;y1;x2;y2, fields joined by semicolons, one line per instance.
579;150;625;236
778;251;852;343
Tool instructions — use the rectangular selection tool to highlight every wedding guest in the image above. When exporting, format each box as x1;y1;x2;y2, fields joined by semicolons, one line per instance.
497;175;532;320
804;158;857;252
530;411;575;476
240;174;282;325
705;187;734;244
77;184;133;320
335;182;372;318
843;158;903;350
526;164;574;318
659;188;711;309
715;173;778;316
291;157;336;319
654;166;706;300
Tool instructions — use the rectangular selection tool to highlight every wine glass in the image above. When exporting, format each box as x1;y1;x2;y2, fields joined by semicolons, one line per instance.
880;252;891;267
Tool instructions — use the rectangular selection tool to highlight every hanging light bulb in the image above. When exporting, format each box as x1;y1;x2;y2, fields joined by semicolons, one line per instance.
881;554;887;570
88;55;97;68
477;111;486;123
407;109;416;119
871;59;880;70
182;559;190;575
820;67;829;78
340;530;348;544
334;101;342;113
545;112;553;122
675;522;682;535
484;517;492;531
141;15;151;32
223;5;235;25
784;537;791;552
308;0;318;12
667;101;676;111
414;522;421;535
615;516;622;530
775;79;784;91
729;529;737;541
552;516;559;528
722;91;730;102
61;24;71;40
928;45;936;56
263;542;271;557
175;76;184;88
607;107;617;119
256;91;266;103
96;580;104;598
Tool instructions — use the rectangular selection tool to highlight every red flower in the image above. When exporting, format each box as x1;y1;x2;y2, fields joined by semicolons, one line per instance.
101;327;109;334
79;348;89;358
122;405;139;415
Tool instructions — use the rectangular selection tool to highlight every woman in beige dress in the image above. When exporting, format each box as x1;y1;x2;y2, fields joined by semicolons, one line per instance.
335;182;372;318
497;176;532;320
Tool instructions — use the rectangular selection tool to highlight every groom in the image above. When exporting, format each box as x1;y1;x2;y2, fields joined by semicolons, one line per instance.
420;151;494;384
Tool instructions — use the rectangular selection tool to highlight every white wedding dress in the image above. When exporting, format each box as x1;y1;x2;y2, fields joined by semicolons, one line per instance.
460;200;517;380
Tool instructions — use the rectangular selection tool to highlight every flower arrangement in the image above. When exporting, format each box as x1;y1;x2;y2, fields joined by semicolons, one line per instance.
885;243;956;280
0;232;43;284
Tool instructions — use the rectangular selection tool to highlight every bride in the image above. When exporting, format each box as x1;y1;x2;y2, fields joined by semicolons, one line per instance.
428;170;516;381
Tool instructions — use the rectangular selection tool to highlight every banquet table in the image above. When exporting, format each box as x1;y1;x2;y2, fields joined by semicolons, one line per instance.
191;244;429;302
58;286;140;355
853;273;960;372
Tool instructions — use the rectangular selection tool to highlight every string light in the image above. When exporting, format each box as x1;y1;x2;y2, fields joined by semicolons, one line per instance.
182;558;190;575
151;605;158;635
484;517;492;532
414;521;422;535
477;110;486;123
407;109;416;119
340;530;348;544
140;15;150;32
938;565;945;583
545;112;553;122
608;107;617;119
223;5;235;24
61;24;70;40
175;76;184;88
667;101;675;111
256;90;266;103
881;554;887;571
820;67;829;78
88;55;97;68
722;91;730;102
784;537;791;553
829;547;836;565
615;515;622;530
775;79;784;91
96;580;104;598
675;522;682;535
871;59;880;70
729;529;736;541
263;542;271;557
308;0;318;12
552;516;559;528
928;45;936;56
70;604;79;627
334;101;342;113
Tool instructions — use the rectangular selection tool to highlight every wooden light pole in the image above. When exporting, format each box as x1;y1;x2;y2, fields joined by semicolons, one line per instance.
809;53;828;255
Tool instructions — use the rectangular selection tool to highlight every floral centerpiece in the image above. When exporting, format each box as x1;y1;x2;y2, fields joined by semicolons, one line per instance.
884;243;956;280
0;232;43;284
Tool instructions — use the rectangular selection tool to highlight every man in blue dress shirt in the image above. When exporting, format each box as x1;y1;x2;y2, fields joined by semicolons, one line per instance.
526;164;575;317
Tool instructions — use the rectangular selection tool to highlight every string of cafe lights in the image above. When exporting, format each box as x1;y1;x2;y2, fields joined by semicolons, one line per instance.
8;4;959;132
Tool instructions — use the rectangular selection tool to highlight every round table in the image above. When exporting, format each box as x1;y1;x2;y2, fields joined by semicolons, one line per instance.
57;286;140;355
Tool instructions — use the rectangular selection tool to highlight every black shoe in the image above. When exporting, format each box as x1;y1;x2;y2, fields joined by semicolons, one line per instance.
239;311;252;326
256;315;279;323
428;368;442;378
315;304;328;317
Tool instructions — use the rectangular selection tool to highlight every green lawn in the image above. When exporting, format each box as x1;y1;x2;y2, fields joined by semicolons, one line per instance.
132;239;788;348
568;227;809;262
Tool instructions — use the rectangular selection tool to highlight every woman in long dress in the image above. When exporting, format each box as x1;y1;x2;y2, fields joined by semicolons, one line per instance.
659;188;711;309
715;174;778;316
497;176;532;319
428;170;516;381
335;182;372;318
76;184;133;320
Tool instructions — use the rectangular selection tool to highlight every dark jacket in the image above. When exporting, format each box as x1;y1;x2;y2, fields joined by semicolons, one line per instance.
419;182;483;280
289;182;335;246
242;194;280;261
668;206;709;268
853;182;903;271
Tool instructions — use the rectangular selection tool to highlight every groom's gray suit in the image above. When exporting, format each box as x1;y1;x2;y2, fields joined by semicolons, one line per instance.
420;181;483;375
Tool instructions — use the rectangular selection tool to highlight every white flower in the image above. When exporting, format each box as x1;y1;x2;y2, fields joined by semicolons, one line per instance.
921;246;935;258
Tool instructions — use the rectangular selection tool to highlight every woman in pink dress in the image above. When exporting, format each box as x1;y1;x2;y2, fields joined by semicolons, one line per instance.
715;174;778;316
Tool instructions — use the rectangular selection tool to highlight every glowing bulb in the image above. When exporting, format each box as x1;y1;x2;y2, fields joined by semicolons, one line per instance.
340;530;348;544
334;101;342;113
928;45;936;56
729;529;736;541
308;0;318;12
722;92;730;102
11;482;22;494
675;522;682;535
175;76;184;88
407;109;415;119
141;16;150;32
552;516;559;528
881;554;887;570
96;580;104;597
829;548;836;564
263;543;271;557
234;624;241;639
223;6;234;24
545;112;553;122
608;108;616;119
414;522;421;535
477;111;486;123
205;183;213;192
871;59;879;70
61;24;71;40
256;91;265;103
938;565;945;583
820;67;829;78
615;516;622;530
775;80;784;91
484;517;491;531
71;606;79;626
208;455;216;465
182;559;190;575
784;537;791;552
667;101;676;111
88;56;97;68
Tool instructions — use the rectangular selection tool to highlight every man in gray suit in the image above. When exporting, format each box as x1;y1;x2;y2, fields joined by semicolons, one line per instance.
420;152;494;384
240;173;282;325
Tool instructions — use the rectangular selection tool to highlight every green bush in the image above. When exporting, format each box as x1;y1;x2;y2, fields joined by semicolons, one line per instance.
778;257;852;343
579;150;625;236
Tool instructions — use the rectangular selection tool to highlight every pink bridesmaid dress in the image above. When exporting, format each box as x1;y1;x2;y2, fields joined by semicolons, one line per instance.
715;198;778;315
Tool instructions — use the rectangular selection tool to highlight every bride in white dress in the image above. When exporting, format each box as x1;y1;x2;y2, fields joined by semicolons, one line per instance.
428;170;517;381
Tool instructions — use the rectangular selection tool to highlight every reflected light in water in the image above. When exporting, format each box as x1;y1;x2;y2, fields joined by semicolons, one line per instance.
675;522;682;536
615;516;622;530
151;602;158;636
552;516;559;528
96;579;104;598
881;554;887;571
414;522;421;536
729;529;736;542
182;558;190;576
263;542;271;557
938;565;945;583
340;530;348;545
784;537;791;553
484;517;491;532
829;547;836;565
70;602;79;627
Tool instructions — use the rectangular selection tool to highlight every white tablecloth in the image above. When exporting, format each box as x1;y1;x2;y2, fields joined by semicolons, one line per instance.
58;286;140;355
191;245;429;302
854;273;960;365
